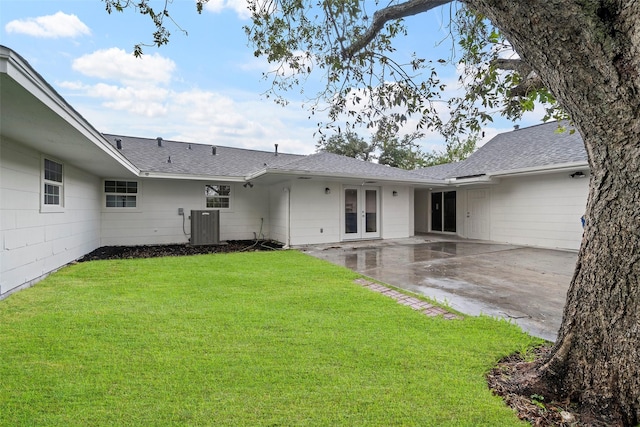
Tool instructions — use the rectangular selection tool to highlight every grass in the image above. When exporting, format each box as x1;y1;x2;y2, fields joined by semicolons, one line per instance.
0;250;542;426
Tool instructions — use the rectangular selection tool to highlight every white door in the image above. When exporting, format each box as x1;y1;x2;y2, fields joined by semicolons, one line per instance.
466;189;490;240
343;186;380;240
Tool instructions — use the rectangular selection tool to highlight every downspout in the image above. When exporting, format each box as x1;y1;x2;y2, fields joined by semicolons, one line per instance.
283;187;291;249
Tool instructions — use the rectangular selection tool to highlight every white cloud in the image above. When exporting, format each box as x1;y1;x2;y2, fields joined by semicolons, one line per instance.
72;48;175;85
204;0;252;20
5;11;90;38
59;75;319;154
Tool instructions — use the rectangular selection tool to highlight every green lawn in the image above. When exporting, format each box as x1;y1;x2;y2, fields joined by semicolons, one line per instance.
0;250;540;426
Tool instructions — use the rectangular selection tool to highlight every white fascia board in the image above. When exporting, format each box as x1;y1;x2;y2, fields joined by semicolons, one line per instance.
248;168;446;186
1;47;139;175
138;171;246;182
445;175;498;186
488;161;589;178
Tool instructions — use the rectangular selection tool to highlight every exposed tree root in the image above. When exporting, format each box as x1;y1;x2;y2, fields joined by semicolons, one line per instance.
487;346;622;426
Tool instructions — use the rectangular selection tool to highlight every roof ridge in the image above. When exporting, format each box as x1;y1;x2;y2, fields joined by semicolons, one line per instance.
102;133;304;157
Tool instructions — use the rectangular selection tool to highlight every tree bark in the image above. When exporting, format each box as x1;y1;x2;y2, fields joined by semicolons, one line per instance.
465;0;640;424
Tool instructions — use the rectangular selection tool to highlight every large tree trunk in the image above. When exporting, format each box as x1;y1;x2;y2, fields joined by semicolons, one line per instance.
468;0;640;424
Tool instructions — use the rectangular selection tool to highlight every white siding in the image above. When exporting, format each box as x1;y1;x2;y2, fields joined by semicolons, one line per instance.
100;180;271;245
490;172;588;250
285;181;415;245
414;189;430;233
289;180;341;245
381;185;413;239
100;179;271;246
268;184;290;245
1;137;101;297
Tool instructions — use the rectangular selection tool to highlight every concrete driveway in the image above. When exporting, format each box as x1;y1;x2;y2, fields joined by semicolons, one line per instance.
300;235;577;342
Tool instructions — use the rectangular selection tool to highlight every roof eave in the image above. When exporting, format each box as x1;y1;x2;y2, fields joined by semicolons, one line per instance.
488;161;590;178
1;46;140;177
138;171;246;182
250;168;447;186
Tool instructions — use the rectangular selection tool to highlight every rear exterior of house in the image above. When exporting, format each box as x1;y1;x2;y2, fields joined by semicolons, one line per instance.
1;46;428;298
1;45;590;299
414;122;590;251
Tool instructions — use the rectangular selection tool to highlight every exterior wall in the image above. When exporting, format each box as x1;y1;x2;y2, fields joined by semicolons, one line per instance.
414;189;430;233
1;137;102;297
380;185;414;239
489;172;588;250
100;179;271;246
287;181;415;246
268;184;290;245
415;173;588;250
289;180;341;246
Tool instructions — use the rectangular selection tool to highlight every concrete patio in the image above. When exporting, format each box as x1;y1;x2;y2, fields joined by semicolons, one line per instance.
300;234;578;342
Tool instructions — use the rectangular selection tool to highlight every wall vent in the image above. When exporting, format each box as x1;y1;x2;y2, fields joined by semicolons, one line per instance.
190;210;220;245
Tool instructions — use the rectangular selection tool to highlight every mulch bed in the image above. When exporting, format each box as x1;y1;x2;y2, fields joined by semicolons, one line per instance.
77;240;283;262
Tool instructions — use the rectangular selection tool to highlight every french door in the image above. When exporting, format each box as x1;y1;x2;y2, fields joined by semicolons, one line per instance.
343;186;380;240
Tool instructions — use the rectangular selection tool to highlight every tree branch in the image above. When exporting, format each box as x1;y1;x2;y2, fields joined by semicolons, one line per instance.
341;0;452;59
509;75;545;97
492;58;532;76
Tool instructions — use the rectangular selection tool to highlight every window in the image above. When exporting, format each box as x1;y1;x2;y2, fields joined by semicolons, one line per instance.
42;158;64;208
205;184;231;208
104;180;138;208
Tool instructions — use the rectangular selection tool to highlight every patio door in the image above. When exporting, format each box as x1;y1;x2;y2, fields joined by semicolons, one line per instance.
431;191;456;232
343;186;380;240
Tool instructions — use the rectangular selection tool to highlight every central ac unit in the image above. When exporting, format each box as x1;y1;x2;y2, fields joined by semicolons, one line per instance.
190;210;220;245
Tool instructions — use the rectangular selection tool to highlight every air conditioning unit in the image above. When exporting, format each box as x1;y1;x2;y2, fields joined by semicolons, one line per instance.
190;210;220;245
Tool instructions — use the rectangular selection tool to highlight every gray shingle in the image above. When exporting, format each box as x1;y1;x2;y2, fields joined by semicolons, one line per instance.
104;134;434;183
268;151;429;182
413;162;464;180
103;134;303;177
417;122;587;179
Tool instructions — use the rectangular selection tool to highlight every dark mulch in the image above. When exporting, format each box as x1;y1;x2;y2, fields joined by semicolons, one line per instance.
487;346;615;427
78;240;283;262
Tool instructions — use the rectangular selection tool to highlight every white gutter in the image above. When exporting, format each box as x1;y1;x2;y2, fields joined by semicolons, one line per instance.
138;171;247;182
488;161;589;178
440;161;590;186
446;175;496;186
246;168;446;186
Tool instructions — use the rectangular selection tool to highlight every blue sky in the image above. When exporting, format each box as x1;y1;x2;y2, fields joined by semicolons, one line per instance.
0;0;542;155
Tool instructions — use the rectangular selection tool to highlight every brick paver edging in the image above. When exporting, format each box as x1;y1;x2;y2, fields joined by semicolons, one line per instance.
354;278;462;320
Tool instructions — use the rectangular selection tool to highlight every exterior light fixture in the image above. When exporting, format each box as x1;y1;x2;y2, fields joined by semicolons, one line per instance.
243;182;254;188
325;187;331;194
392;190;398;197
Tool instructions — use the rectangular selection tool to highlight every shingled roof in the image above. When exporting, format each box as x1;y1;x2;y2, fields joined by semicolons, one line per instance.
103;134;435;183
417;122;588;180
103;134;303;178
264;151;429;182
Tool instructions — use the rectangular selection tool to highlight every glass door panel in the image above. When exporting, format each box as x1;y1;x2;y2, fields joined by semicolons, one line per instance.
345;188;358;234
343;187;380;240
365;189;377;233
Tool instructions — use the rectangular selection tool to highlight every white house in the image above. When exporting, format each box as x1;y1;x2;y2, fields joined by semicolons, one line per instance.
0;45;590;298
413;123;590;251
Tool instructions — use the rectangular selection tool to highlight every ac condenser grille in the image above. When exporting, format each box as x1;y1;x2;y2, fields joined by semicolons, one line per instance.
190;210;220;245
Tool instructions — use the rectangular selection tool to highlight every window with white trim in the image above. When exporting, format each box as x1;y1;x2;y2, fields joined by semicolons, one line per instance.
104;180;138;208
205;184;231;208
43;158;64;207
